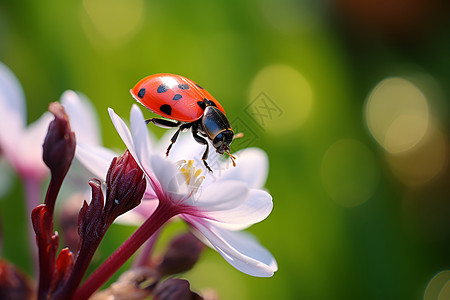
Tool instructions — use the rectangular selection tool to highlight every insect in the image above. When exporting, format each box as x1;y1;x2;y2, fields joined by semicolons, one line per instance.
130;73;240;172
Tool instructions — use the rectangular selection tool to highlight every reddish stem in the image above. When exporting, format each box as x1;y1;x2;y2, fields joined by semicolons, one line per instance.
44;174;64;219
73;201;180;300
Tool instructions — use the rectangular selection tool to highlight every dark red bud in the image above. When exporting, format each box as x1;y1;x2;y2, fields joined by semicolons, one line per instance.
157;232;204;276
42;102;76;216
0;259;35;300
154;279;201;300
43;102;76;181
104;150;146;223
78;179;104;242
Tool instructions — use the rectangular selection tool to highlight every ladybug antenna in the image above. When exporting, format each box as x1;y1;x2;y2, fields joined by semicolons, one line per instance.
225;149;237;167
233;132;244;140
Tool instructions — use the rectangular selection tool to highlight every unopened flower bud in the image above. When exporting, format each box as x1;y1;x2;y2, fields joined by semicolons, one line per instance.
42;102;76;181
157;232;204;276
154;279;202;300
104;150;146;223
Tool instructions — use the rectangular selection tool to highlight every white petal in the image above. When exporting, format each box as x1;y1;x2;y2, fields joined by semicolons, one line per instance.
76;142;117;182
187;217;277;277
0;62;26;131
114;210;146;226
61;90;101;146
130;105;153;174
215;148;269;189
150;155;179;196
202;189;273;225
162;130;206;162
189;180;248;211
109;108;135;157
206;221;252;231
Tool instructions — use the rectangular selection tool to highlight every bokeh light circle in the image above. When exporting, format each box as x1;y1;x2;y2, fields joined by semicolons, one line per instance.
365;77;429;153
249;64;313;134
82;0;144;43
385;122;448;187
321;139;379;207
424;270;450;300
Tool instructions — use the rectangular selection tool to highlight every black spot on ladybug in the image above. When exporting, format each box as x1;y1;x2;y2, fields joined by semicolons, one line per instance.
173;94;183;101
160;104;172;115
195;84;204;89
197;101;206;110
137;88;146;98
178;84;189;90
203;98;217;107
157;84;169;93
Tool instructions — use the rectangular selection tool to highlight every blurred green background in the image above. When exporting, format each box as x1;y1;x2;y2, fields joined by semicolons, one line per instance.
2;0;450;299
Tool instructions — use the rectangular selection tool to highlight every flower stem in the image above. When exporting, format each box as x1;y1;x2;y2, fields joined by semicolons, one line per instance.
73;201;179;300
44;173;64;219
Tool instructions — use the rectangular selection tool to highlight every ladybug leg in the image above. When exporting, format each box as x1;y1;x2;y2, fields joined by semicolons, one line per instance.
192;130;212;173
166;123;192;156
145;118;180;128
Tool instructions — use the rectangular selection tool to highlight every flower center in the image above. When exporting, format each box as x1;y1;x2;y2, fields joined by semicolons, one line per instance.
177;160;205;195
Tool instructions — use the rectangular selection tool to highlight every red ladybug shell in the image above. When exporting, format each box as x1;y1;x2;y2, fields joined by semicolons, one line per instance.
130;73;226;123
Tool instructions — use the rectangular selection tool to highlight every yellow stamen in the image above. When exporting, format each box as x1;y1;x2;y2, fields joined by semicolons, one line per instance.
178;160;205;194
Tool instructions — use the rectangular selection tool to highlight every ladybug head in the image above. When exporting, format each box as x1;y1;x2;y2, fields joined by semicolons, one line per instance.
212;130;234;155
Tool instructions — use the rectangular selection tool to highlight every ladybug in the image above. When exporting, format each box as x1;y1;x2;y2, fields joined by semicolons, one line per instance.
130;73;240;172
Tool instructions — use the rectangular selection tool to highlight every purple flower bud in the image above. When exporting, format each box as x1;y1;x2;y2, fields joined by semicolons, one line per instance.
42;102;76;183
153;279;202;300
78;179;104;242
157;232;204;276
0;259;35;300
104;150;146;224
42;102;76;216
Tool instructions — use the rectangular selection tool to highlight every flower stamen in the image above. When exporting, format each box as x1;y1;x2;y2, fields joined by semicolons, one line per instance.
177;160;205;196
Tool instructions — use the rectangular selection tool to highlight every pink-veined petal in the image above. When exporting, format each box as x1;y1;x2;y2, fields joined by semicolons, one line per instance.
186;217;277;277
129;199;159;221
61;90;101;146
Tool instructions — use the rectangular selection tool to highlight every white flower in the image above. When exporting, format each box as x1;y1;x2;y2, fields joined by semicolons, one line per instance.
105;104;277;277
0;62;53;180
